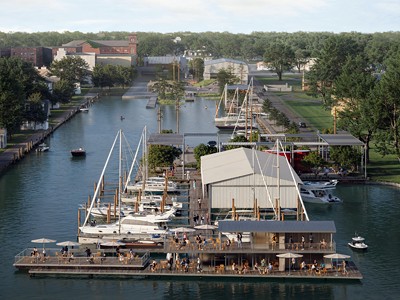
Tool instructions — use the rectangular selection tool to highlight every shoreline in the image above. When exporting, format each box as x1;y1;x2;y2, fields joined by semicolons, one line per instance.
0;94;99;177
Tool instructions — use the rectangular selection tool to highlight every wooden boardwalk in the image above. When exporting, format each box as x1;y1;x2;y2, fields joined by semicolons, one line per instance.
15;249;362;280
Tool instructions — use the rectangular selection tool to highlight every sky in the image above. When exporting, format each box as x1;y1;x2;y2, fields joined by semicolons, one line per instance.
1;0;399;34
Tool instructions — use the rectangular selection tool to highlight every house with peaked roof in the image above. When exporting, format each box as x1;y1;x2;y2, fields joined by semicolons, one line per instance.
200;147;305;220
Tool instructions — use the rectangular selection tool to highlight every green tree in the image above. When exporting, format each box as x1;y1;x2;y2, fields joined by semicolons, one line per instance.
301;151;327;177
373;50;400;161
333;55;378;162
0;57;38;138
24;92;47;130
189;58;204;82
147;144;182;172
193;143;218;169
216;68;239;94
330;146;362;172
52;79;75;104
225;135;250;150
50;56;90;84
307;35;364;106
263;42;294;80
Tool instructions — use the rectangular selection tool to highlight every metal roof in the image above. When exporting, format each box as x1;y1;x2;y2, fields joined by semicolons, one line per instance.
201;147;302;185
218;220;336;233
318;134;364;146
147;133;184;146
204;58;247;66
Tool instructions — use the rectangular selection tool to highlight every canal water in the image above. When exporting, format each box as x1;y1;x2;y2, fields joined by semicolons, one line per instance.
0;96;399;300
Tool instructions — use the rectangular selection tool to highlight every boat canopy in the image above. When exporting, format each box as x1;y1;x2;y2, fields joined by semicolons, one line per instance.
218;220;336;233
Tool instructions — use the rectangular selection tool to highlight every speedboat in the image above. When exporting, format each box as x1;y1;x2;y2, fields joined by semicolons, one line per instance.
36;143;49;152
300;187;341;203
348;235;368;250
301;180;338;189
71;147;86;157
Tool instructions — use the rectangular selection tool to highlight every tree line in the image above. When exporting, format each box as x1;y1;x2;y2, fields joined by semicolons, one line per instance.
0;55;134;138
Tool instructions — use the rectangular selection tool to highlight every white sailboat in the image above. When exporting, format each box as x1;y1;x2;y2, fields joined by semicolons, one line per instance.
78;128;174;244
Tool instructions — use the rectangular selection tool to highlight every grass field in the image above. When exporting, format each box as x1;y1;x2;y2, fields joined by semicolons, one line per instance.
269;87;400;183
283;98;333;130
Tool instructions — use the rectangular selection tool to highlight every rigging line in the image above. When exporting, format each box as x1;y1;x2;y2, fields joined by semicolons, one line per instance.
276;140;309;221
82;130;120;227
254;149;278;219
125;126;145;190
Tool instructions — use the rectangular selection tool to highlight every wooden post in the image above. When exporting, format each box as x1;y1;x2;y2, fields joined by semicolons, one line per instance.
77;209;81;235
94;182;97;194
88;195;91;207
232;198;235;220
107;203;111;223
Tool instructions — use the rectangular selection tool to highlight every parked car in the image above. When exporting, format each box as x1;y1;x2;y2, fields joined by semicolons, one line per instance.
207;140;217;147
298;122;307;128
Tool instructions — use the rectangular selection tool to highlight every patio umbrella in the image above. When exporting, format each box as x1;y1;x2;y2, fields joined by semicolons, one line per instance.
324;253;351;276
101;241;126;247
56;241;81;247
194;224;218;230
276;252;303;275
194;224;218;239
31;238;56;250
171;227;196;233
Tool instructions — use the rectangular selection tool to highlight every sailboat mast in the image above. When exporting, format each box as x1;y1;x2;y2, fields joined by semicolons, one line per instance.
118;129;122;234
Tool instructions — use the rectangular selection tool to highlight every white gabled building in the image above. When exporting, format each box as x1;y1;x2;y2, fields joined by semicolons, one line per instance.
203;58;249;84
200;147;306;219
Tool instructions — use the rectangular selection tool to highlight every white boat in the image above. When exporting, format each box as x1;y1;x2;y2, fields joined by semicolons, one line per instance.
36;143;49;152
300;186;341;203
85;200;182;218
80;107;89;112
301;180;338;190
79;210;175;237
126;179;178;193
79;128;174;243
348;235;368;250
121;194;163;204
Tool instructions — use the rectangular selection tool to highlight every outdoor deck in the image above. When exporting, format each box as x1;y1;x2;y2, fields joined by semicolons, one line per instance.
14;248;362;280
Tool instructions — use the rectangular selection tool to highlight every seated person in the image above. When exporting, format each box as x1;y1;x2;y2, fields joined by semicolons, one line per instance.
300;260;307;271
150;260;158;271
232;262;239;273
267;262;273;273
254;262;262;274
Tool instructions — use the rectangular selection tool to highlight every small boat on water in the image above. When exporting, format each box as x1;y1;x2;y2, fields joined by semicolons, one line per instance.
300;186;341;203
71;147;86;157
302;180;338;189
80;107;89;112
348;234;368;251
300;179;341;203
36;143;49;152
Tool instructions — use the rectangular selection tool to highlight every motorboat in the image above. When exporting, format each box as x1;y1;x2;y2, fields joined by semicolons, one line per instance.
79;210;175;237
71;147;86;157
79;107;89;112
300;186;341;203
301;180;338;190
36;143;49;152
348;235;368;250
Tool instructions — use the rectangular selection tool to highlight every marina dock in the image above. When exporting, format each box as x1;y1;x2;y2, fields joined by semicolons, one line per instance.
14;247;362;280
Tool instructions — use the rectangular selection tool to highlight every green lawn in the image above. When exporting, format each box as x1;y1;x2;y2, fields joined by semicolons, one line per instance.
368;146;400;183
264;87;400;183
283;98;333;130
